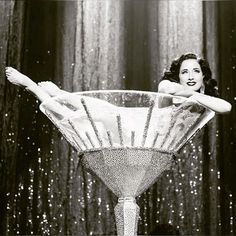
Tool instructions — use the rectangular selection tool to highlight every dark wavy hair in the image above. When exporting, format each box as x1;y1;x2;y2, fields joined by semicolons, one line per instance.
161;53;219;97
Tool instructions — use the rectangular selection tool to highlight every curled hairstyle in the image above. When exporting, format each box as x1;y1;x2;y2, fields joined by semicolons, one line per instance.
161;53;219;97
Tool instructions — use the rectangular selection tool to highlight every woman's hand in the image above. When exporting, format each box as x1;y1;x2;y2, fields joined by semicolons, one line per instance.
173;88;195;97
158;80;232;113
158;80;194;97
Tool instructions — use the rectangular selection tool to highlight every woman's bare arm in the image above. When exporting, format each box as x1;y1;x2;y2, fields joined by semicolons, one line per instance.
188;92;231;114
158;80;183;94
158;80;232;114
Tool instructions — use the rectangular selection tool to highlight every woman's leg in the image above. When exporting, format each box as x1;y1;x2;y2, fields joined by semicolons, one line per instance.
37;81;68;97
5;67;50;102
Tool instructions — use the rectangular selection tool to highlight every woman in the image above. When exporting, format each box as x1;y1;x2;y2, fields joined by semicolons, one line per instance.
5;67;116;110
5;67;66;102
158;53;232;114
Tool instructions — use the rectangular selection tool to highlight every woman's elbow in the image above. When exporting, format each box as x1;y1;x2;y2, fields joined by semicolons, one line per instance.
158;85;166;93
216;102;232;114
158;82;165;93
223;102;232;113
158;80;172;94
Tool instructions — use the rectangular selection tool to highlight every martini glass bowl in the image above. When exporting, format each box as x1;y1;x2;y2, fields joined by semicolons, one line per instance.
40;90;214;236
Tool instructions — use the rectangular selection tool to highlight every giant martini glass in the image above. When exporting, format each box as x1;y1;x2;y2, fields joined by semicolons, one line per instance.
39;90;215;236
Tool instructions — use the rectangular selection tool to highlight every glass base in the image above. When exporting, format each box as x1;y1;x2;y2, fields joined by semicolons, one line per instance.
114;197;140;236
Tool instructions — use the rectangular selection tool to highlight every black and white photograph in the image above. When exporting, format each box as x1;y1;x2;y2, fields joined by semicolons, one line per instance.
0;0;235;235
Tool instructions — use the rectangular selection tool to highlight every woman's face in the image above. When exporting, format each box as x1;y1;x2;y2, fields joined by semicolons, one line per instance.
179;59;204;91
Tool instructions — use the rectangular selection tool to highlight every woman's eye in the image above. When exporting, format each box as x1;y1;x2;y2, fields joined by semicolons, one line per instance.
181;70;187;74
194;69;200;73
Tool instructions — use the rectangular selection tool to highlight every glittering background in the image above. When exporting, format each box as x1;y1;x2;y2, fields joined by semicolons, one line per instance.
0;1;235;235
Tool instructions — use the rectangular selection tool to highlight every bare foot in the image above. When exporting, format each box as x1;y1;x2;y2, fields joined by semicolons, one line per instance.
38;81;66;97
5;67;35;88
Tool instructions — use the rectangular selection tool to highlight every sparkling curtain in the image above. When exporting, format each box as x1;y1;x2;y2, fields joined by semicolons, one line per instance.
0;0;235;235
